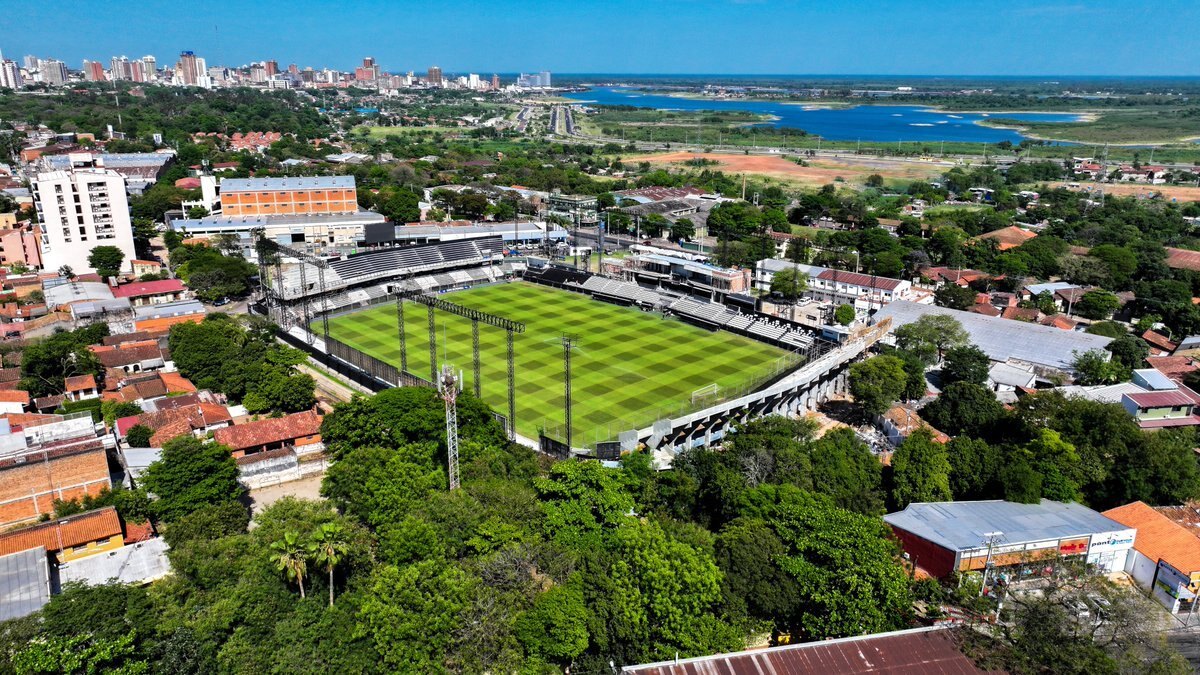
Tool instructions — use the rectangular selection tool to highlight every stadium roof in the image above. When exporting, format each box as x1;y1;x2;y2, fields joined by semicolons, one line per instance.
873;300;1112;372
884;500;1129;552
219;176;355;191
0;547;50;621
622;626;992;675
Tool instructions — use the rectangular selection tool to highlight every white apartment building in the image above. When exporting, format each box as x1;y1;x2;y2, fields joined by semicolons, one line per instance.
32;169;137;275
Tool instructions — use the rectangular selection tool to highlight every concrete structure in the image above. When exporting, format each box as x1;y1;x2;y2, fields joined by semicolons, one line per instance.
1104;501;1200;613
631;253;751;295
32;168;137;274
547;193;598;225
218;176;358;217
885;500;1135;580
0;413;112;527
169;210;384;250
42;152;175;194
0;224;42;268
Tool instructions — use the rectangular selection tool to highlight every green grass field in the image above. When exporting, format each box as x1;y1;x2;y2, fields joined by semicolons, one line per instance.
321;282;791;444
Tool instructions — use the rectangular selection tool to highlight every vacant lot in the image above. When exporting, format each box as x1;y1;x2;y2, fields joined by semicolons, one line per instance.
1051;181;1200;203
626;151;948;188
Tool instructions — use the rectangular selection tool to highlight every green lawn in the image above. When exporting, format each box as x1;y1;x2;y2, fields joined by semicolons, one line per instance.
321;282;791;444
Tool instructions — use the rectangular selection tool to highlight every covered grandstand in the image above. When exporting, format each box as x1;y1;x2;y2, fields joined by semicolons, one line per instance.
272;237;505;301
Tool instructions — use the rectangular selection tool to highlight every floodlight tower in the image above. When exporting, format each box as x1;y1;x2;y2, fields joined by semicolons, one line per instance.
439;364;461;490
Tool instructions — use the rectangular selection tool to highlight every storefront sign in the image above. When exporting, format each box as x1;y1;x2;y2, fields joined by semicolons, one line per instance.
1089;530;1136;554
1058;538;1089;555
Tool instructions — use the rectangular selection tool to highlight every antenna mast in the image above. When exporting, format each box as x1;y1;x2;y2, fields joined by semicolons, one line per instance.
440;364;461;490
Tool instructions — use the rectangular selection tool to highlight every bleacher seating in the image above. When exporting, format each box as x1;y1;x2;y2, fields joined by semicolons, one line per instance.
669;297;740;327
277;237;505;300
576;276;662;306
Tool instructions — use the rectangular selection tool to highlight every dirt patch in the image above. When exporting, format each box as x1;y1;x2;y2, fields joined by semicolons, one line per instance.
625;151;947;187
1051;181;1200;203
248;474;325;517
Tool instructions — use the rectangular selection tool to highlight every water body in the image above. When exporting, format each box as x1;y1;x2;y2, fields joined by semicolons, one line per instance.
563;87;1083;144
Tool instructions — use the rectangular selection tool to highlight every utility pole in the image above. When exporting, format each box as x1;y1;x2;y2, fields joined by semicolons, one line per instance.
439;365;461;490
978;531;1005;597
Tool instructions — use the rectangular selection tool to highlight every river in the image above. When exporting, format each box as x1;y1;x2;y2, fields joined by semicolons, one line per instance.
562;87;1083;144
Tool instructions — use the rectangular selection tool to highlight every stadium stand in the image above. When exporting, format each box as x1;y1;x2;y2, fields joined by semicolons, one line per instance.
276;237;504;300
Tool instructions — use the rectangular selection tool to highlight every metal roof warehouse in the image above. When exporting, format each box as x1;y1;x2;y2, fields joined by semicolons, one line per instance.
873;300;1113;373
884;500;1136;579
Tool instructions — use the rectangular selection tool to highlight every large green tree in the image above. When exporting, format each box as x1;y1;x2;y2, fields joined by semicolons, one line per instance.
141;436;244;522
771;500;913;639
890;428;953;508
849;355;907;416
893;314;969;364
87;245;126;278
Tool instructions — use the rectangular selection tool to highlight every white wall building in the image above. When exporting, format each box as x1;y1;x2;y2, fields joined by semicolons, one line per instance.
32;169;137;275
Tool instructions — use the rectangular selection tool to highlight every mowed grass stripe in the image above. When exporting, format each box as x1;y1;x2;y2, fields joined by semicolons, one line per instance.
322;282;787;441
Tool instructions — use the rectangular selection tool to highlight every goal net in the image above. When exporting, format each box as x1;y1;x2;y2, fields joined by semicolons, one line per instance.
691;383;721;405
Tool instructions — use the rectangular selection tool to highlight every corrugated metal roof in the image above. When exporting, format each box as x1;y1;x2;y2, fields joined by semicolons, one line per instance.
884;500;1129;552
622;627;995;675
0;547;50;621
874;301;1112;372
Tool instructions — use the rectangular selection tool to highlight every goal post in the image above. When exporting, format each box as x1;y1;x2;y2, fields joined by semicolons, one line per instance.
691;383;721;405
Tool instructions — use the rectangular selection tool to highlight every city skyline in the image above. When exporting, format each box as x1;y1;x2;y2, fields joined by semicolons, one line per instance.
4;0;1199;77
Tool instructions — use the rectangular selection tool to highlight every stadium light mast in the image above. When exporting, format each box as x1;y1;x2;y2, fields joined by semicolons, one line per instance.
561;334;578;452
439;364;461;490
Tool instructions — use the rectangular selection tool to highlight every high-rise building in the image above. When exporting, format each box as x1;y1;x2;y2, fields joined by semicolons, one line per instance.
249;63;267;83
23;55;38;71
0;59;22;89
287;63;299;75
110;56;133;81
33;166;137;275
427;65;443;86
176;51;197;84
40;59;68;86
517;71;552;88
141;55;157;81
83;60;106;81
491;74;500;90
265;60;279;77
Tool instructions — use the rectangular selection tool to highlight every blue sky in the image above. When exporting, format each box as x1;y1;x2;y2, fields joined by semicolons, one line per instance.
5;0;1197;76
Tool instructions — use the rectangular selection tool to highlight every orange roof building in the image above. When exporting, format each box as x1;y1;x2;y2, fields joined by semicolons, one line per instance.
0;507;124;563
1103;501;1200;611
214;410;323;458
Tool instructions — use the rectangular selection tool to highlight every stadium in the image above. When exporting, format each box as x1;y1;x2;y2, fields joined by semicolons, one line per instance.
258;236;874;457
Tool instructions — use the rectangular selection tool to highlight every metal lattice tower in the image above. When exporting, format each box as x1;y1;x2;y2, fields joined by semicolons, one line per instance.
440;364;461;490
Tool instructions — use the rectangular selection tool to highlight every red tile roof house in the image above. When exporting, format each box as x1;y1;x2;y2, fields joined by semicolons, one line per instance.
115;402;232;447
110;279;187;307
63;374;99;402
92;342;168;375
214;410;323;459
0;389;31;414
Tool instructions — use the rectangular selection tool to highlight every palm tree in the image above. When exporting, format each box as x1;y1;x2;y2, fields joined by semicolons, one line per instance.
308;522;350;607
270;530;308;599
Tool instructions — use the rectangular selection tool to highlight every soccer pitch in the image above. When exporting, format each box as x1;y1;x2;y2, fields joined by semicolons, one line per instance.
322;282;792;443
